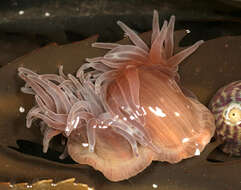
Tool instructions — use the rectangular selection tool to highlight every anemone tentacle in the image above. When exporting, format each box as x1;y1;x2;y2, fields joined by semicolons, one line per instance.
88;10;203;77
18;65;143;156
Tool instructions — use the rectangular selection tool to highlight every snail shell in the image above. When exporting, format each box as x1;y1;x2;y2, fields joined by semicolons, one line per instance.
209;80;241;155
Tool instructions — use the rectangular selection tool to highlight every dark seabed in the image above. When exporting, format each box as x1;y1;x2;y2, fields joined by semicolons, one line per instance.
0;0;240;190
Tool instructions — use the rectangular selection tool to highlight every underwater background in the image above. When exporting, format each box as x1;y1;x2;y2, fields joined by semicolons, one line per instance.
0;0;240;189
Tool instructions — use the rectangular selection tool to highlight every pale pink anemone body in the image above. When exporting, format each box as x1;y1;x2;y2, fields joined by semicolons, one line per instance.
18;10;216;181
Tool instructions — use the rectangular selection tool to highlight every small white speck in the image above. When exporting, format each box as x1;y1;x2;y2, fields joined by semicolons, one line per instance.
89;145;94;152
136;110;141;116
182;138;189;143
152;184;158;188
82;143;89;147
71;119;75;125
51;183;57;187
141;107;147;115
73;116;80;129
113;115;119;121
18;10;24;15
19;106;25;113
195;148;200;156
27;185;32;188
102;125;108;129
130;115;135;120
123;117;127;121
186;29;191;33
174;112;180;116
9;184;14;188
45;12;50;17
148;106;166;118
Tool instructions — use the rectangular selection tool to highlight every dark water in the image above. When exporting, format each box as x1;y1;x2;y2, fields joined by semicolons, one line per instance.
0;1;241;190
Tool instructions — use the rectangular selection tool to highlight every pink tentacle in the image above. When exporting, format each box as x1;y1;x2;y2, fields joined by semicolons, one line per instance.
86;118;97;152
18;72;56;112
42;127;62;153
41;74;65;83
35;95;67;124
34;112;66;131
151;10;160;44
29;75;71;114
92;42;120;50
65;101;92;136
149;20;168;65
117;21;149;52
164;15;175;59
95;70;119;95
167;40;204;67
26;106;41;128
58;65;67;79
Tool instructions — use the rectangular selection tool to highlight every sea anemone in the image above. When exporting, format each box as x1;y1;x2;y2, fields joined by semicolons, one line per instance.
68;10;216;180
18;10;216;181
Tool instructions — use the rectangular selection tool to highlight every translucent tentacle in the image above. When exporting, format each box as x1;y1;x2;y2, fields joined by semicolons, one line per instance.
83;81;104;115
21;86;35;95
34;112;66;130
86;119;97;152
86;57;103;63
26;106;41;128
165;15;175;59
117;21;149;52
78;62;110;73
112;126;139;157
41;74;65;83
126;67;139;103
65;101;92;136
149;20;168;65
58;65;67;79
104;45;149;64
18;67;39;77
42;126;61;153
35;95;67;124
151;10;160;44
18;72;56;111
28;75;71;114
95;70;119;95
59;84;79;105
59;145;69;159
167;40;204;67
92;42;119;50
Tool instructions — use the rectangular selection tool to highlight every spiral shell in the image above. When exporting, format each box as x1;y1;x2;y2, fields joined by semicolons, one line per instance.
209;80;241;155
